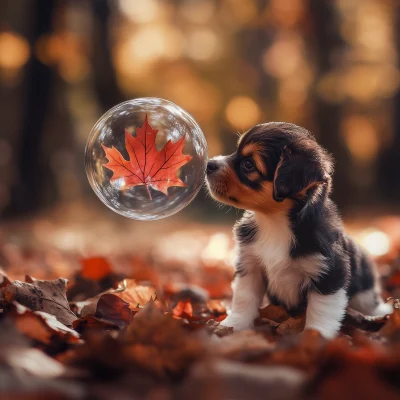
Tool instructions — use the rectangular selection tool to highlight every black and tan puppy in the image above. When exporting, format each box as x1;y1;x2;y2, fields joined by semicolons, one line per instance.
206;122;392;338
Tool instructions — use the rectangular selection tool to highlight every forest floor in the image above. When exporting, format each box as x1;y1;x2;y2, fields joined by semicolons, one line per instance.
1;204;400;400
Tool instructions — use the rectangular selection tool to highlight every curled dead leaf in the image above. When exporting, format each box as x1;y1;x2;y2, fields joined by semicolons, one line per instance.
259;304;290;323
1;277;77;326
6;302;79;347
112;279;156;310
276;317;305;336
73;293;133;333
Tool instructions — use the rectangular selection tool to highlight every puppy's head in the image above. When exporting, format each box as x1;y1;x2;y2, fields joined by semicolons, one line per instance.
206;122;333;214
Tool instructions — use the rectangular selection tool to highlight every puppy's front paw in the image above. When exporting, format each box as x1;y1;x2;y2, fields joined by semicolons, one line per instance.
220;315;254;332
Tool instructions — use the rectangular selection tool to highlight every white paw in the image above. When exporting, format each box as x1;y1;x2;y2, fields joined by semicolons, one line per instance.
304;324;339;339
220;315;254;331
372;302;393;316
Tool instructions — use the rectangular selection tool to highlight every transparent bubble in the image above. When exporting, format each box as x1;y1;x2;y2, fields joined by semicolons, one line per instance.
85;98;208;220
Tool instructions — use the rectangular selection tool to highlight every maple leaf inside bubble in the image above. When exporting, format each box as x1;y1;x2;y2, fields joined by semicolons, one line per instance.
101;115;192;200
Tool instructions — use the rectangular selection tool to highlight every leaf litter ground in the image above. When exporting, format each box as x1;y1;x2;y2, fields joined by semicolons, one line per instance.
1;211;400;400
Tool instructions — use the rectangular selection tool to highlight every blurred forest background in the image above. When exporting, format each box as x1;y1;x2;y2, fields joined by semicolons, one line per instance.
3;3;400;398
1;0;400;263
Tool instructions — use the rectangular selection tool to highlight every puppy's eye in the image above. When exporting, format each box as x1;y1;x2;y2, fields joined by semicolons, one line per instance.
242;159;255;172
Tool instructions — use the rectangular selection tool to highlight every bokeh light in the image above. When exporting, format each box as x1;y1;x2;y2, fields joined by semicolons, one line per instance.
225;96;262;130
358;229;390;257
0;31;30;70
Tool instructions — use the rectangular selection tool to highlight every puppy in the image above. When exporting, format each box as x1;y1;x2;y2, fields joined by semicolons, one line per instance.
206;122;392;338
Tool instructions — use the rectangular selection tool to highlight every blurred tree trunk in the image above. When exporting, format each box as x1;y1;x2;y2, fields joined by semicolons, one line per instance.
308;0;349;209
92;0;125;111
377;10;400;207
5;0;55;217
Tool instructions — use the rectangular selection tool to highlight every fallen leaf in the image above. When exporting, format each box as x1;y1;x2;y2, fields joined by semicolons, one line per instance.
259;304;290;323
73;293;133;333
112;279;156;310
276;317;305;336
1;277;77;326
6;302;79;347
123;303;205;378
0;320;84;398
308;339;400;400
212;330;273;361
265;330;326;371
80;257;112;281
72;315;119;333
59;330;127;379
181;360;306;400
172;300;193;319
102;114;192;200
94;293;133;328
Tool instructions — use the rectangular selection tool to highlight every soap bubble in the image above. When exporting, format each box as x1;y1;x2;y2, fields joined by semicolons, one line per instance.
85;98;208;220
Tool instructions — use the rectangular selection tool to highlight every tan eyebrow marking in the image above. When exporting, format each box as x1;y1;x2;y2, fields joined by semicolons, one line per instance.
241;142;263;156
241;143;267;175
253;154;267;175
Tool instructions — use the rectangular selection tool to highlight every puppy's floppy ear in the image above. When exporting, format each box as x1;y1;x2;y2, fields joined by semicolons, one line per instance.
273;147;328;202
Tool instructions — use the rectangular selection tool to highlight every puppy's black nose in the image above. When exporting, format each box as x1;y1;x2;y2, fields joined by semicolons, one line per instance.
207;160;219;174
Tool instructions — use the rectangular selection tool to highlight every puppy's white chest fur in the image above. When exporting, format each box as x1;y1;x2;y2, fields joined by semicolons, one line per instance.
246;212;326;308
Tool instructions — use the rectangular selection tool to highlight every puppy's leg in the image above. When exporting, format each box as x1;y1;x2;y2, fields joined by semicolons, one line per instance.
348;251;393;316
222;268;265;331
349;288;393;316
305;289;348;339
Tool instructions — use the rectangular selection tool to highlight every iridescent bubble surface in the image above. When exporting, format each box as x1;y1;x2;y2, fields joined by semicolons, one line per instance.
85;98;208;220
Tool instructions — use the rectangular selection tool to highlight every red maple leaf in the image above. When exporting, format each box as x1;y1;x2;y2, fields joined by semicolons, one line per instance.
101;115;192;200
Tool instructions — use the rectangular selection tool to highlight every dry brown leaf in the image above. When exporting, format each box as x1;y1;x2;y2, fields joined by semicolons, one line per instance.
212;330;273;361
1;277;77;326
6;302;79;346
123;303;205;378
172;300;193;319
276;317;305;336
94;293;133;328
265;330;326;371
112;279;156;310
309;338;400;400
80;257;112;281
73;293;133;332
259;304;290;323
